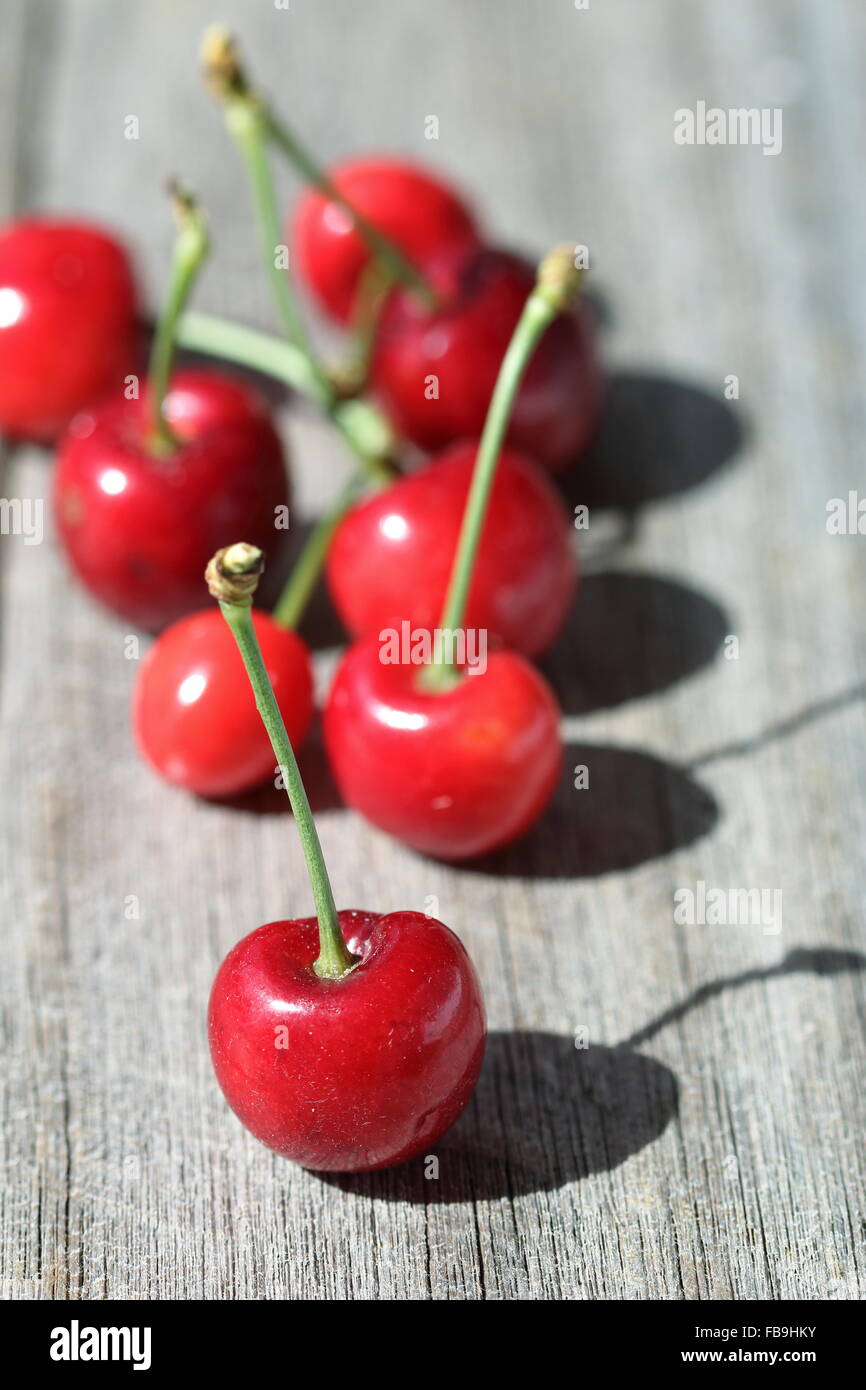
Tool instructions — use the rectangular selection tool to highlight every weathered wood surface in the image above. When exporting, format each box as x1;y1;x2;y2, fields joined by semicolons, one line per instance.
1;0;865;1301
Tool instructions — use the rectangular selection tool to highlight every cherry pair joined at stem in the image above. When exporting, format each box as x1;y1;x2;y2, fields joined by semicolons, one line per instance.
287;145;602;472
205;29;602;472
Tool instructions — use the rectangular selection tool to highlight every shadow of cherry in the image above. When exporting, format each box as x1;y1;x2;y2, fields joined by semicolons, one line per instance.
462;742;718;880
561;370;745;514
543;571;729;715
318;1031;678;1203
316;948;865;1203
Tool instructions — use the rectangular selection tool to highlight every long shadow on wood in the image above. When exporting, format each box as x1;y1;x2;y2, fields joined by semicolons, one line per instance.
317;948;864;1203
318;1032;677;1203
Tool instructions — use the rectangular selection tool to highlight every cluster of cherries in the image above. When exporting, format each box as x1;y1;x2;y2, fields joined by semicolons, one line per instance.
0;30;602;1171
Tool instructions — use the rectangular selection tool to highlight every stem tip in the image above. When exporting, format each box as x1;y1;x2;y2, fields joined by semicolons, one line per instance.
166;181;209;259
536;243;584;313
205;544;265;606
202;25;249;102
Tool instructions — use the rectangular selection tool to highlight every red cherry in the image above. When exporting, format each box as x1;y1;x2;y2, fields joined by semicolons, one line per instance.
0;218;138;442
327;442;577;658
292;157;479;322
371;244;602;471
133;610;313;798
324;635;562;859
55;369;290;631
209;909;486;1170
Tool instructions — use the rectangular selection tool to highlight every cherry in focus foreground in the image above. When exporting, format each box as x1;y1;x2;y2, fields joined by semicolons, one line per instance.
210;908;485;1170
0;218;138;442
204;543;486;1170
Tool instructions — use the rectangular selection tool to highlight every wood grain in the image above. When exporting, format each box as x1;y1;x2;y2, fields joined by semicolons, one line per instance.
1;0;864;1301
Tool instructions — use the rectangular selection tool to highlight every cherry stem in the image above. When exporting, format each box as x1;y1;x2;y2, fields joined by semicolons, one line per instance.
207;544;358;981
175;310;396;485
272;473;366;629
147;185;209;456
335;258;397;394
202;30;336;404
422;244;584;693
231;106;323;362
264;114;437;309
202;25;436;309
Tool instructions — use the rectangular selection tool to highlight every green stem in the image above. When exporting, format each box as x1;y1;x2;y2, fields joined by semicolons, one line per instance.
422;245;583;692
224;100;333;399
147;187;209;455
200;25;433;308
179;309;323;400
263;111;437;309
202;28;340;410
176;310;395;484
272;474;366;629
335;258;396;394
209;545;357;981
201;25;433;309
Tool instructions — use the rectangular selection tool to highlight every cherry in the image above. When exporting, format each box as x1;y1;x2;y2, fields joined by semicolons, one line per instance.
327;441;577;659
209;909;485;1169
324;635;562;859
54;186;290;631
292;157;479;322
204;542;486;1170
133;610;312;798
55;368;290;631
371;243;602;471
0;217;138;442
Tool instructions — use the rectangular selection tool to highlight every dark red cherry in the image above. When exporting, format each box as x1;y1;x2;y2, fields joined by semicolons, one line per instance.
371;244;602;471
292;157;479;322
133;610;313;798
323;635;562;860
209;908;486;1171
55;369;290;631
327;442;577;658
0;217;138;442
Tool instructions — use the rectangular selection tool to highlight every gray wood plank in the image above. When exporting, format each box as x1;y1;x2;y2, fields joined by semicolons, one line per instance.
1;0;865;1300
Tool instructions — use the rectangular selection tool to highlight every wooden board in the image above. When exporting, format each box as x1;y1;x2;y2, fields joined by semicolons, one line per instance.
1;0;864;1301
